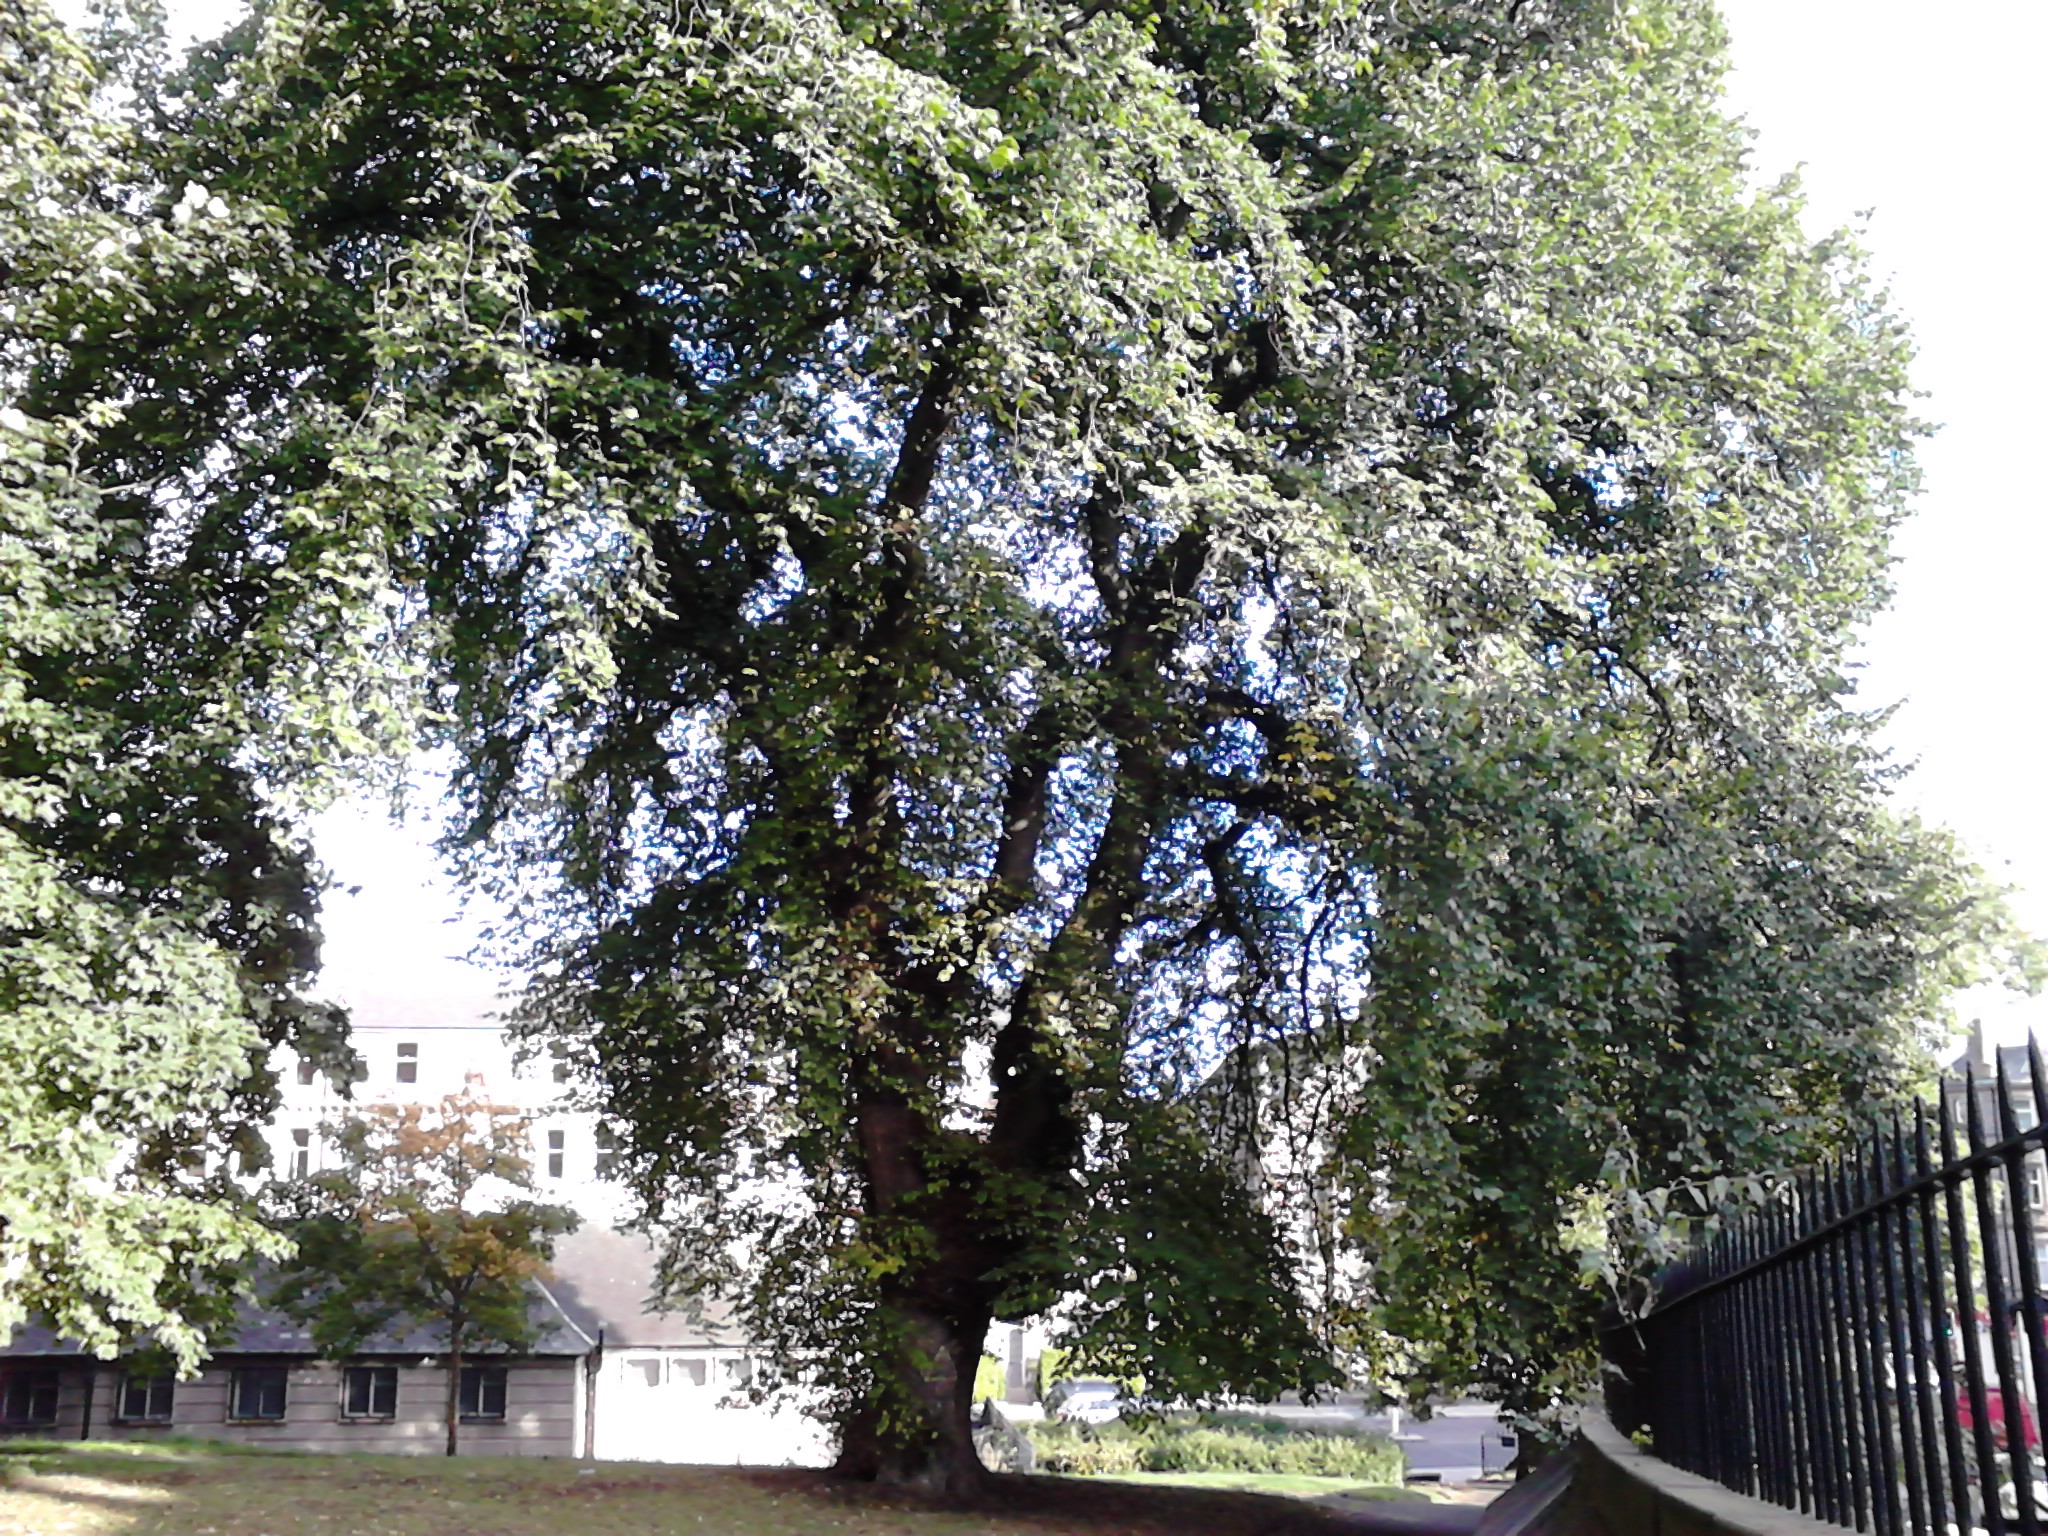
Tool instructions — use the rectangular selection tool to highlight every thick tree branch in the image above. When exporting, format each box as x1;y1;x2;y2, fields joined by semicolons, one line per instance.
989;702;1070;897
1082;482;1129;618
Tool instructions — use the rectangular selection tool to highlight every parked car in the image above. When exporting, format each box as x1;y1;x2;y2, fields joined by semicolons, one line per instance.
1046;1378;1123;1425
1959;1386;2042;1452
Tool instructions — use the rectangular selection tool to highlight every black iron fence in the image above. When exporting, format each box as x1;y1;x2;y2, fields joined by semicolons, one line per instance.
1606;1044;2048;1535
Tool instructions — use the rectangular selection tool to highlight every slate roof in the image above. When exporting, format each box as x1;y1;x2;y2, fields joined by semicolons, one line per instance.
542;1225;745;1349
1957;1042;2037;1085
0;1226;741;1360
2;1302;589;1360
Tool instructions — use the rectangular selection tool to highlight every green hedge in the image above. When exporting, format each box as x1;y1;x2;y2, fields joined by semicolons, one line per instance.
1023;1414;1404;1483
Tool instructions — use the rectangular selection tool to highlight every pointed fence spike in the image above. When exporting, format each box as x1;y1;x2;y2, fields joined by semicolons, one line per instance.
1964;1062;1988;1154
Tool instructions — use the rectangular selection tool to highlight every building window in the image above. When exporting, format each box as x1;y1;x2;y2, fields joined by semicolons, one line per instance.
458;1366;507;1422
0;1369;60;1427
547;1130;564;1179
594;1126;618;1179
2028;1163;2045;1213
549;1047;570;1085
340;1366;397;1420
118;1373;174;1422
721;1356;753;1387
396;1043;418;1085
669;1358;707;1388
290;1128;311;1179
297;1059;317;1086
229;1367;288;1422
628;1357;661;1388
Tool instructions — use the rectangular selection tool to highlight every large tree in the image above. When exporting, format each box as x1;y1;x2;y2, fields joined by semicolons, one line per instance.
0;0;345;1366
34;0;2025;1492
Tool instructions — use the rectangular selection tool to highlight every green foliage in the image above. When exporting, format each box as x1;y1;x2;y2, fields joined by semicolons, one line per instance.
0;0;346;1369
972;1353;1005;1404
1036;1347;1072;1402
1054;1103;1331;1404
1024;1416;1403;1482
27;0;2033;1473
1342;729;2029;1413
264;1088;578;1453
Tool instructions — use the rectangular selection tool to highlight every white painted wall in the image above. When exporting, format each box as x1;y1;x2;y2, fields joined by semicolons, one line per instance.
590;1348;830;1466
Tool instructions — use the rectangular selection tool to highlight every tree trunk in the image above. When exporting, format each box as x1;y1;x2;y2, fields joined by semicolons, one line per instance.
445;1332;463;1458
832;1295;991;1501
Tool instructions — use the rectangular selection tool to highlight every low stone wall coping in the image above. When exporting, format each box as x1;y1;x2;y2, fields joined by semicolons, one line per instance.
1576;1411;1850;1536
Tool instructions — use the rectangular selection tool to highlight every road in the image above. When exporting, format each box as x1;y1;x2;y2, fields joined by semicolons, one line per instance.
1241;1399;1515;1483
1373;1402;1516;1484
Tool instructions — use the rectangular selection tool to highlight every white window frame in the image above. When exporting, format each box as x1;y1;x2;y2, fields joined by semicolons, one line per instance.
458;1365;508;1422
228;1366;288;1422
340;1364;398;1421
117;1372;174;1423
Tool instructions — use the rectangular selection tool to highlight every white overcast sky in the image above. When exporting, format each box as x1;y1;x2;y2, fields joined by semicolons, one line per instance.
142;0;2048;1033
1713;0;2048;1044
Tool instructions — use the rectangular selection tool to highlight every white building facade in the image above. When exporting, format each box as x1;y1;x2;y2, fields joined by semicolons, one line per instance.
266;995;628;1222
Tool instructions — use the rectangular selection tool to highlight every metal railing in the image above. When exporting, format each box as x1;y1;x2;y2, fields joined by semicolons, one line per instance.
1606;1043;2048;1535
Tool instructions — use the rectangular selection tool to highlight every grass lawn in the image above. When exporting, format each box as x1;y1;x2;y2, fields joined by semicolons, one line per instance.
0;1440;1402;1536
1078;1473;1427;1502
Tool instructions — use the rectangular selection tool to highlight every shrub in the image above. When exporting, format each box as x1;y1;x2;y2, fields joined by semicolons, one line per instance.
1022;1415;1404;1483
1025;1420;1150;1475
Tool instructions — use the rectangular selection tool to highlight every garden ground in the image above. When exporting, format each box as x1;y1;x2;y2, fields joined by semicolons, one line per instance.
0;1441;1493;1536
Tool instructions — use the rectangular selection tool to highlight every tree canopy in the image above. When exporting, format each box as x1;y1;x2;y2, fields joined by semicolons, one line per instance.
0;0;345;1367
18;0;2031;1489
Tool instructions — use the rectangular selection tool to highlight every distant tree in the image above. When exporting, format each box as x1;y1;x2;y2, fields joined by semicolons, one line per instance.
265;1088;579;1455
1341;713;2037;1421
24;0;2037;1493
0;0;344;1368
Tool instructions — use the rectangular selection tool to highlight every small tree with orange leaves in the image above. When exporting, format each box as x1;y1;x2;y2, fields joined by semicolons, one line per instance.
265;1085;579;1455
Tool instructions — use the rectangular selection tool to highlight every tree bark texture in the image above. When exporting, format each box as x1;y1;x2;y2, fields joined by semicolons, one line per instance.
831;1293;992;1499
